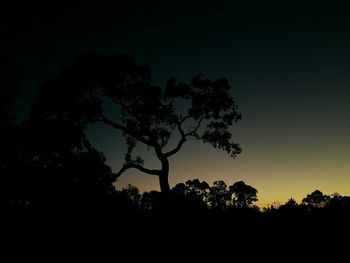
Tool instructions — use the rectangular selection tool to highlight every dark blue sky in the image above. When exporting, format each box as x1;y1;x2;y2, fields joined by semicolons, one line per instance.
3;0;350;205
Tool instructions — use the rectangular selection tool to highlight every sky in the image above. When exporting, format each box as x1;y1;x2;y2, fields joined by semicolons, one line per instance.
2;0;350;206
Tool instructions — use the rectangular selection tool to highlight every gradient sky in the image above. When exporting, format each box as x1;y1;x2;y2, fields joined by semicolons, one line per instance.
3;0;350;206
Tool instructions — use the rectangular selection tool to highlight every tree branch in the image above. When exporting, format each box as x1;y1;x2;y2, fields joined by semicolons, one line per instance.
114;163;161;179
164;117;187;158
99;114;154;146
185;116;206;137
164;116;206;158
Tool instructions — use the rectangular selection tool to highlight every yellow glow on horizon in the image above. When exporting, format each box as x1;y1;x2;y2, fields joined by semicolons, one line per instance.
114;136;350;208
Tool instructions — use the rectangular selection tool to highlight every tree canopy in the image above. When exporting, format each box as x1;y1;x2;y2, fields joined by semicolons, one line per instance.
302;190;330;209
31;53;242;192
229;181;258;208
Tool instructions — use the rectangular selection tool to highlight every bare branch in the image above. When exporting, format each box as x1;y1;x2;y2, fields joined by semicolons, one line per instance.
164;136;186;158
164;117;187;157
114;163;161;179
164;115;206;158
108;99;161;150
185;116;206;137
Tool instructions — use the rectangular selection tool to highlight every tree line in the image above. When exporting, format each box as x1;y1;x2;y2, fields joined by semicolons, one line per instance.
114;182;350;215
1;53;349;218
118;180;258;212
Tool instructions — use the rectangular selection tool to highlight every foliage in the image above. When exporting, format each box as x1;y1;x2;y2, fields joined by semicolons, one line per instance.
207;180;231;210
0;117;117;209
122;184;141;207
302;190;330;209
229;181;258;208
31;53;242;192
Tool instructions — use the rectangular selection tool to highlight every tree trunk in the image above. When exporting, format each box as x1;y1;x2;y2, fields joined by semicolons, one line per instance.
159;158;170;193
159;172;170;193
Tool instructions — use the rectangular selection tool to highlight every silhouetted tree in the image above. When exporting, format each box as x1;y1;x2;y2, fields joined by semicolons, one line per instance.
172;179;209;199
0;115;117;209
31;53;241;194
302;190;330;209
229;181;258;208
262;201;281;213
171;183;188;197
140;190;162;210
121;184;141;208
284;198;298;207
171;179;209;211
279;198;299;210
325;193;350;212
277;198;306;216
208;180;231;210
